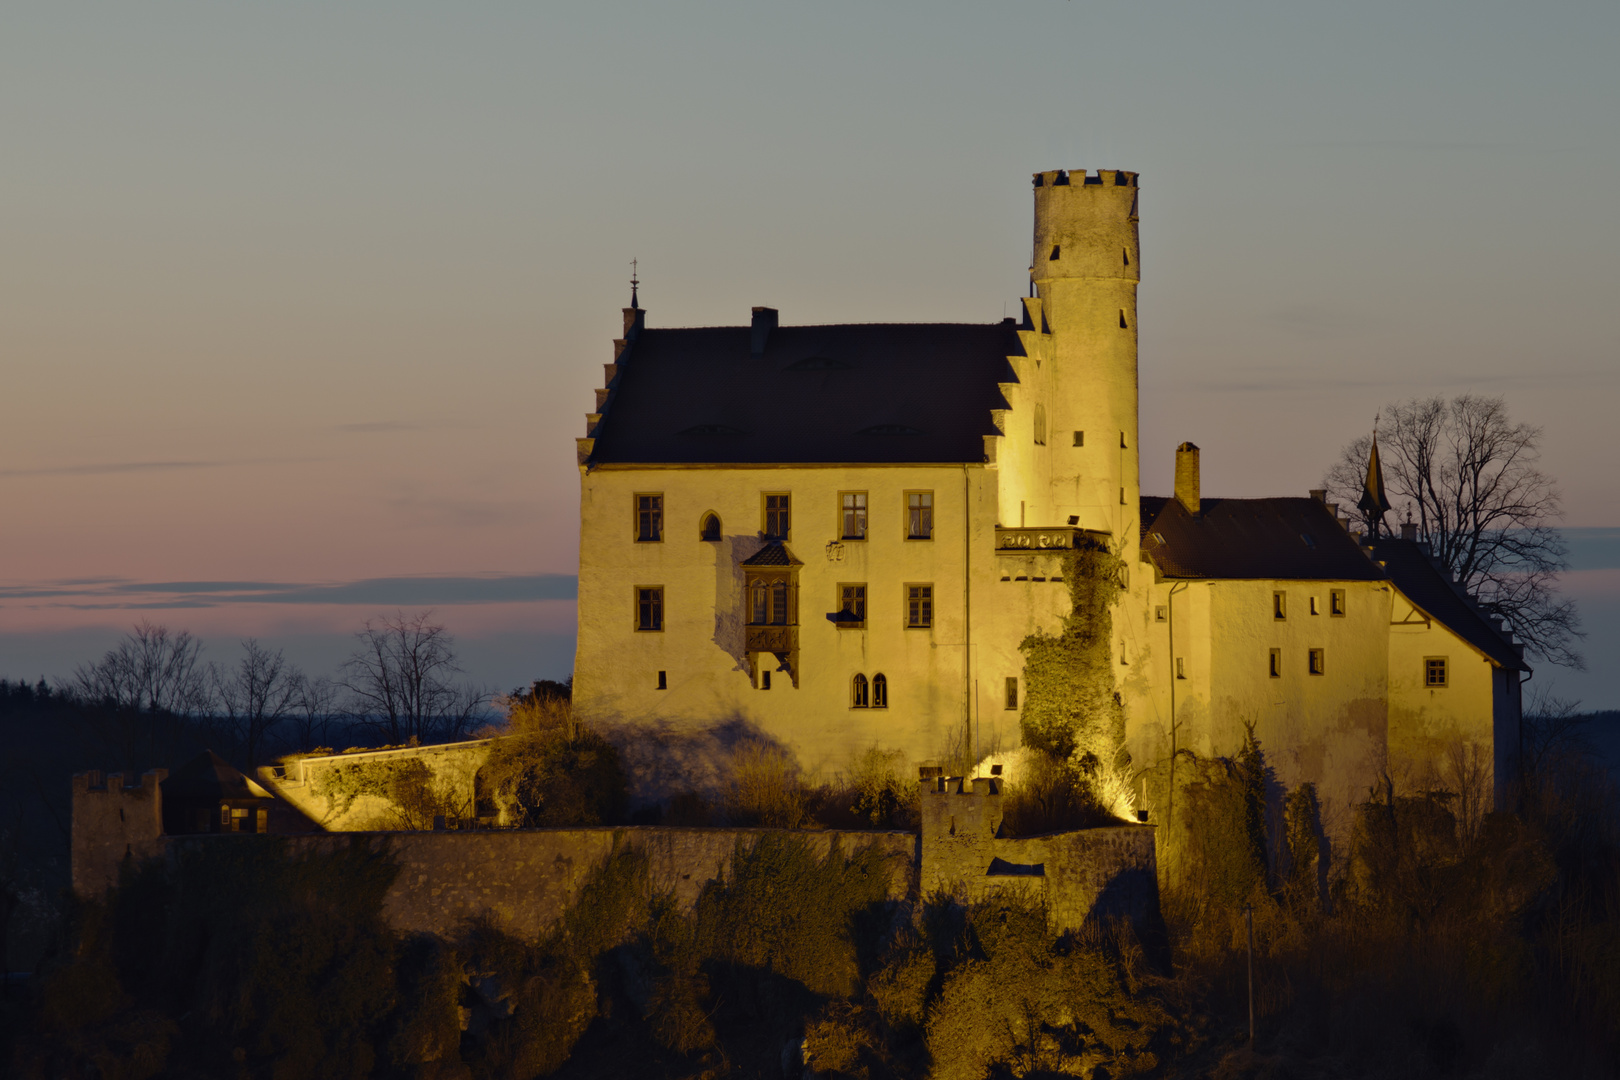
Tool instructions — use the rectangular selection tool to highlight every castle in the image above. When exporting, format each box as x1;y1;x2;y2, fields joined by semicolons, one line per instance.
572;169;1527;829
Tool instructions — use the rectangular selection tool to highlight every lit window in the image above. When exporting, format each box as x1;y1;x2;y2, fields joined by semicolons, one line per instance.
636;494;663;542
871;673;887;708
763;493;791;539
1273;591;1287;620
1425;657;1448;687
841;492;867;539
700;512;721;541
1269;648;1281;678
1004;677;1018;710
907;492;934;539
852;673;869;708
637;587;663;631
837;583;867;629
906;584;933;628
1309;649;1325;675
1331;589;1346;617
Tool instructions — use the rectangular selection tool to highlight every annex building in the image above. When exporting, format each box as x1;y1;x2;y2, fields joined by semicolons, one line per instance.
571;170;1526;828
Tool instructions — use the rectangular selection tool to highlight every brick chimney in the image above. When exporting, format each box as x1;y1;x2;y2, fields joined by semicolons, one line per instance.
1175;442;1200;514
750;307;778;358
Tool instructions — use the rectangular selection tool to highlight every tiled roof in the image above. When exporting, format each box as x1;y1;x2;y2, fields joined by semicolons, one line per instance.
588;321;1019;465
1367;537;1528;671
162;750;273;801
1139;496;1383;581
740;541;801;567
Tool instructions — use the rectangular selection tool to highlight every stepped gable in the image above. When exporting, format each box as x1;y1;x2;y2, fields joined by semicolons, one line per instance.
1139;495;1382;581
1368;537;1529;671
588;321;1019;465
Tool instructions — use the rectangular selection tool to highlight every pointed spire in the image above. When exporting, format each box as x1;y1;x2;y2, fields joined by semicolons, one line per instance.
630;258;640;310
1358;427;1394;536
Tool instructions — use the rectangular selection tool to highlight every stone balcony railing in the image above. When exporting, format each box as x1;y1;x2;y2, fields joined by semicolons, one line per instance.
746;625;797;654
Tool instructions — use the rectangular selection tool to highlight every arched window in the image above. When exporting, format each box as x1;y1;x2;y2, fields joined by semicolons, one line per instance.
770;580;789;624
851;673;869;708
749;577;792;626
750;578;768;625
871;673;887;708
700;512;721;541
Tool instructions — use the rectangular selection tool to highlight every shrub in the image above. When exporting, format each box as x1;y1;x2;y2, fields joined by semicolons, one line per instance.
479;727;629;827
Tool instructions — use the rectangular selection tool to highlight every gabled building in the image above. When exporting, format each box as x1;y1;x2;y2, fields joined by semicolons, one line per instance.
571;170;1525;827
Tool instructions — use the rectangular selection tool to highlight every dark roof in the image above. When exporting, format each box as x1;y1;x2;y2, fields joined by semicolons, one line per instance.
588;322;1019;465
161;750;273;802
1367;537;1528;671
1140;496;1384;581
741;541;801;567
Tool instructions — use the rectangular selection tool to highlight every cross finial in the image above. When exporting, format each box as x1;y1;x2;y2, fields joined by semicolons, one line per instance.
630;258;640;309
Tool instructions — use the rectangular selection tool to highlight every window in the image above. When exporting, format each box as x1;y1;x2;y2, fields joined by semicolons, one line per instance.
636;494;663;542
657;670;667;690
1269;648;1282;678
1176;657;1186;680
906;584;933;628
1330;589;1346;617
763;493;791;539
761;669;772;690
837;583;867;629
1034;404;1047;446
1309;649;1325;676
1073;430;1084;447
750;577;792;625
1154;605;1168;623
851;673;869;708
1004;677;1018;710
700;512;721;541
1273;591;1287;620
1120;430;1128;449
636;587;664;631
1310;596;1320;615
840;492;867;539
1425;657;1448;687
906;492;933;539
871;673;887;708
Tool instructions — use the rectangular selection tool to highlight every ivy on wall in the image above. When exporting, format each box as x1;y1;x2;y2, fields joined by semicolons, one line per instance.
1017;541;1131;783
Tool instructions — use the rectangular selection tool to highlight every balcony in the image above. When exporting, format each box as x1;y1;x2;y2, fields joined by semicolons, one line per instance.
746;625;798;654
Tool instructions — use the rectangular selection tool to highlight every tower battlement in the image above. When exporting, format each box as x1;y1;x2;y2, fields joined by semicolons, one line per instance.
1033;168;1139;188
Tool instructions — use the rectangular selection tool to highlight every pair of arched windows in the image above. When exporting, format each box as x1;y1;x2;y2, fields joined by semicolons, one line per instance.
749;577;792;625
851;672;887;709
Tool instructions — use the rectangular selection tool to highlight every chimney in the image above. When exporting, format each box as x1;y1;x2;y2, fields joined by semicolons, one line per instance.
1309;489;1327;503
1400;521;1419;541
750;307;778;358
1174;442;1200;514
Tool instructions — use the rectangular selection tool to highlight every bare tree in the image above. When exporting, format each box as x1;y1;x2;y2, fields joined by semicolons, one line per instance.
69;620;211;715
289;672;341;752
1325;395;1583;668
340;611;487;744
213;639;302;768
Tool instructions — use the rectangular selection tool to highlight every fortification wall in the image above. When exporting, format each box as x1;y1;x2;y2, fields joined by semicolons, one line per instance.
71;770;167;898
169;827;917;940
262;740;494;831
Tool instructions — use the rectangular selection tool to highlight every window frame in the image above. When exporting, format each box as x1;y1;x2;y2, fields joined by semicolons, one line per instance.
761;492;792;540
871;673;887;709
836;582;867;629
1154;605;1168;623
839;491;868;541
905;583;934;629
748;574;795;627
634;493;664;543
1330;589;1346;617
635;586;664;632
1308;648;1325;676
1425;656;1449;688
905;491;934;541
1004;676;1018;711
851;673;869;709
1269;648;1282;678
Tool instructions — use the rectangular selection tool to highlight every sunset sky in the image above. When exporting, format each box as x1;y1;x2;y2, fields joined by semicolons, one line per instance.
3;1;1616;706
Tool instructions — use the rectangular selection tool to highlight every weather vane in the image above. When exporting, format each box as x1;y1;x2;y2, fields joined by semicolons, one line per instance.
630;258;639;309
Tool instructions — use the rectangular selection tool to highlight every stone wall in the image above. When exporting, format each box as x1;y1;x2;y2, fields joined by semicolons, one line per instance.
263;740;495;831
71;770;167;898
169;827;916;940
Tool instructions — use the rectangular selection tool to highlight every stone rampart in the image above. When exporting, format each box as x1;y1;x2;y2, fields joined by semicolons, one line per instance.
167;827;916;940
71;769;167;898
262;740;495;831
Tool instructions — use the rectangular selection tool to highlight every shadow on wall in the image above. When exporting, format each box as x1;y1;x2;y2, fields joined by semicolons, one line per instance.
596;714;799;806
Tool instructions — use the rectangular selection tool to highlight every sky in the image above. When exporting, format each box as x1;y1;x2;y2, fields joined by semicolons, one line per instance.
2;1;1616;707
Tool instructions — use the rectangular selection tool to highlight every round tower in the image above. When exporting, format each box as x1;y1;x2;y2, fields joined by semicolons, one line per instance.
1030;168;1141;549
